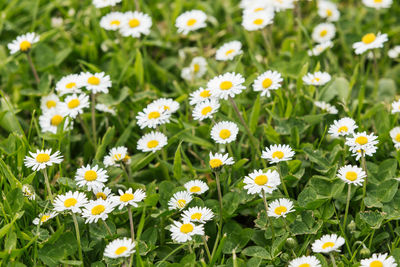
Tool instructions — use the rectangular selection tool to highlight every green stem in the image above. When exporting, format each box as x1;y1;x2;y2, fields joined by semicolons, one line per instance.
72;213;84;266
343;183;351;231
26;52;40;84
91;93;97;150
78;115;95;148
277;163;289;197
102;220;113;236
214;171;224;226
42;169;54;202
202;236;212;263
360;153;367;212
128;206;135;241
158;244;186;264
330;253;337;267
261;190;275;241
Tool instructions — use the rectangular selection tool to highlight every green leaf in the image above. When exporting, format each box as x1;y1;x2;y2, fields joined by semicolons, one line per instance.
249;94;260;133
0;159;21;188
94;126;115;161
241;246;271;260
359;210;385;229
173;142;182;180
134;49;144;85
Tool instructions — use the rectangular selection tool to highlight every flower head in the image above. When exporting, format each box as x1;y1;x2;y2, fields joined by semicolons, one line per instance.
170;219;204;243
79;72;112;94
390;127;400;149
53;191;88;213
33;212;57;225
103;146;130;167
147;98;180;115
168;191;193;210
189;87;214;106
181;57;208;81
308;41;334;56
22;185;35;200
345;131;379;152
100;12;125;31
120;11;152;38
81;199;115;223
136;105;171;129
24;149;63;171
192;99;220;121
209;152;234;170
312;234;345;254
243;169;281;194
207;72;246;100
92;0;121;8
312;23;336;43
8;32;39;54
211;121;239;144
360;253;397;267
104;237;136;259
175;10;207;35
242;10;274;31
75;164;108;191
56;74;83;95
362;0;392;9
61;93;90;119
328;117;358;138
184;180;209;195
111;188;146;210
215;41;243;61
262;144;295;164
338;165;366;186
252;70;283;97
315;101;338;114
137;131;168;153
39;108;72;134
303;72;331;86
182;207;214;224
289;255;322;267
317;1;340;22
41;94;60;112
268;198;295;218
353;32;388;55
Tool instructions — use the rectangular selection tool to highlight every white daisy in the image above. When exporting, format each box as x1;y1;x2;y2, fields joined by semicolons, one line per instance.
360;253;397;267
33;212;57;225
243;169;281;194
271;0;294;11
388;46;400;59
92;0;121;8
312;23;336;43
303;71;332;86
8;32;39;54
170;219;204;243
175;10;207;35
39;108;72;134
103;146;129;167
53;191;88;213
75;164;109;191
40;94;60;112
261;144;295;164
104;237;136;259
137;131;168;153
289;255;322;267
192;99;220;121
120;11;152;38
189;87;214;106
95;103;116;115
215;41;243;61
242;10;274;31
55;74;83;96
353;32;388;55
168;191;193;210
182;207;214;224
100;12;125;31
111;188;146;210
181;57;208;81
136;105;171;129
351;145;377;161
252;70;283;97
79;72;112;94
24;149;63;171
81;199;115;224
22;185;35;200
362;0;393;9
93;187;114;200
268;198;294;218
392;100;400;114
390;127;400;149
242;2;272;15
337;165;366;186
184;180;209;195
345;131;379;151
328;117;358;138
311;234;345;254
207;72;246;100
315;101;338;114
210;121;239;144
61;93;90;119
317;1;340;22
308;41;334;56
147;98;180;114
209;152;235;170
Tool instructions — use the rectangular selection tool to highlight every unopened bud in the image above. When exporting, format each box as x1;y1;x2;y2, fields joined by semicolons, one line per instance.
285;237;298;249
360;247;371;258
347;220;356;232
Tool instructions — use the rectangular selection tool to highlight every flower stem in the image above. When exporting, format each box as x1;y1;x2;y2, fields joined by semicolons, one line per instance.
128;206;135;241
78;115;95;149
214;171;224;227
42;169;54;202
26;52;40;84
330;253;337;267
343;183;351;231
276;162;289;197
261;190;275;241
202;236;212;263
102;220;113;236
72;213;84;266
91;93;97;150
360;152;367;211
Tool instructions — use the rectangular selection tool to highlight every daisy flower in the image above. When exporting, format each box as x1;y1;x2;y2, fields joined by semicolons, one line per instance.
24;149;63;171
103;146;129;167
79;72;112;94
328;117;358;138
207;72;246;100
337;165;366;186
189;87;214;106
8;32;39;54
95;104;116;115
61;93;90;119
312;23;336;43
289;255;322;267
120;11;152;38
303;71;331;86
184;180;209;195
22;185;35;200
360;253;397;267
136;105;171;129
262;144;295;164
312;234;345;254
92;0;121;8
215;41;243;61
353;32;388;55
388;46;400;59
209;152;235;170
137;131;168;153
390;127;400;149
268;198;295;218
317;1;340;22
39;108;72;134
168;191;193;210
182;207;214;224
211;121;239;144
252;70;283;97
362;0;393;9
100;12;125;31
271;0;294;11
175;10;207;35
93;187;114;200
392;100;400;114
170;219;204;243
242;2;271;15
75;164;109;191
345;131;379;151
181;57;208;81
111;188;146;210
242;10;274;31
53;191;88;213
315;101;338;114
192;99;220;121
55;74;83;96
308;41;334;56
147;98;180;114
243;169;281;194
81;199;115;224
104;237;136;259
351;145;377;161
40;94;60;112
33;212;57;225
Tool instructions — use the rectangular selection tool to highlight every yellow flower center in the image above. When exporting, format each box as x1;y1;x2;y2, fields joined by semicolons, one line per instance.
67;99;80;109
254;175;268;186
129;18;141;28
66;82;76;89
96;192;107;200
113;153;123;161
219;129;231;140
36;153;50;163
262;78;273;89
120;193;134;202
362;33;376;44
115;246;127;255
326;9;333;17
51;115;63;126
41;215;50;222
220;81;233;90
64;198;77;207
123;155;131;162
312;77;321;83
177;199;186;208
110;20;120;26
200;90;210;98
201;106;212;115
91;204;105;215
193;63;200;72
187;18;197;26
19;40;31;51
395;134;400;142
46;100;57;109
209;159;223;169
180;223;194;233
191;212;202;220
370;261;383;267
88;76;100;85
338;126;348;133
274;206;287;215
299;264;311;267
345;171;358;181
225;49;235;56
84;170;98;181
190;186;201;193
355;136;368;145
254;7;264;12
272;151;284;159
148;111;160;119
322;242;335;249
320;29;328;37
253;18;264;25
147;140;159;149
374;0;382;2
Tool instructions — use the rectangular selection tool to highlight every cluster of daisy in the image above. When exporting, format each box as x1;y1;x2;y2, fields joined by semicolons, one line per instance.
100;11;152;38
